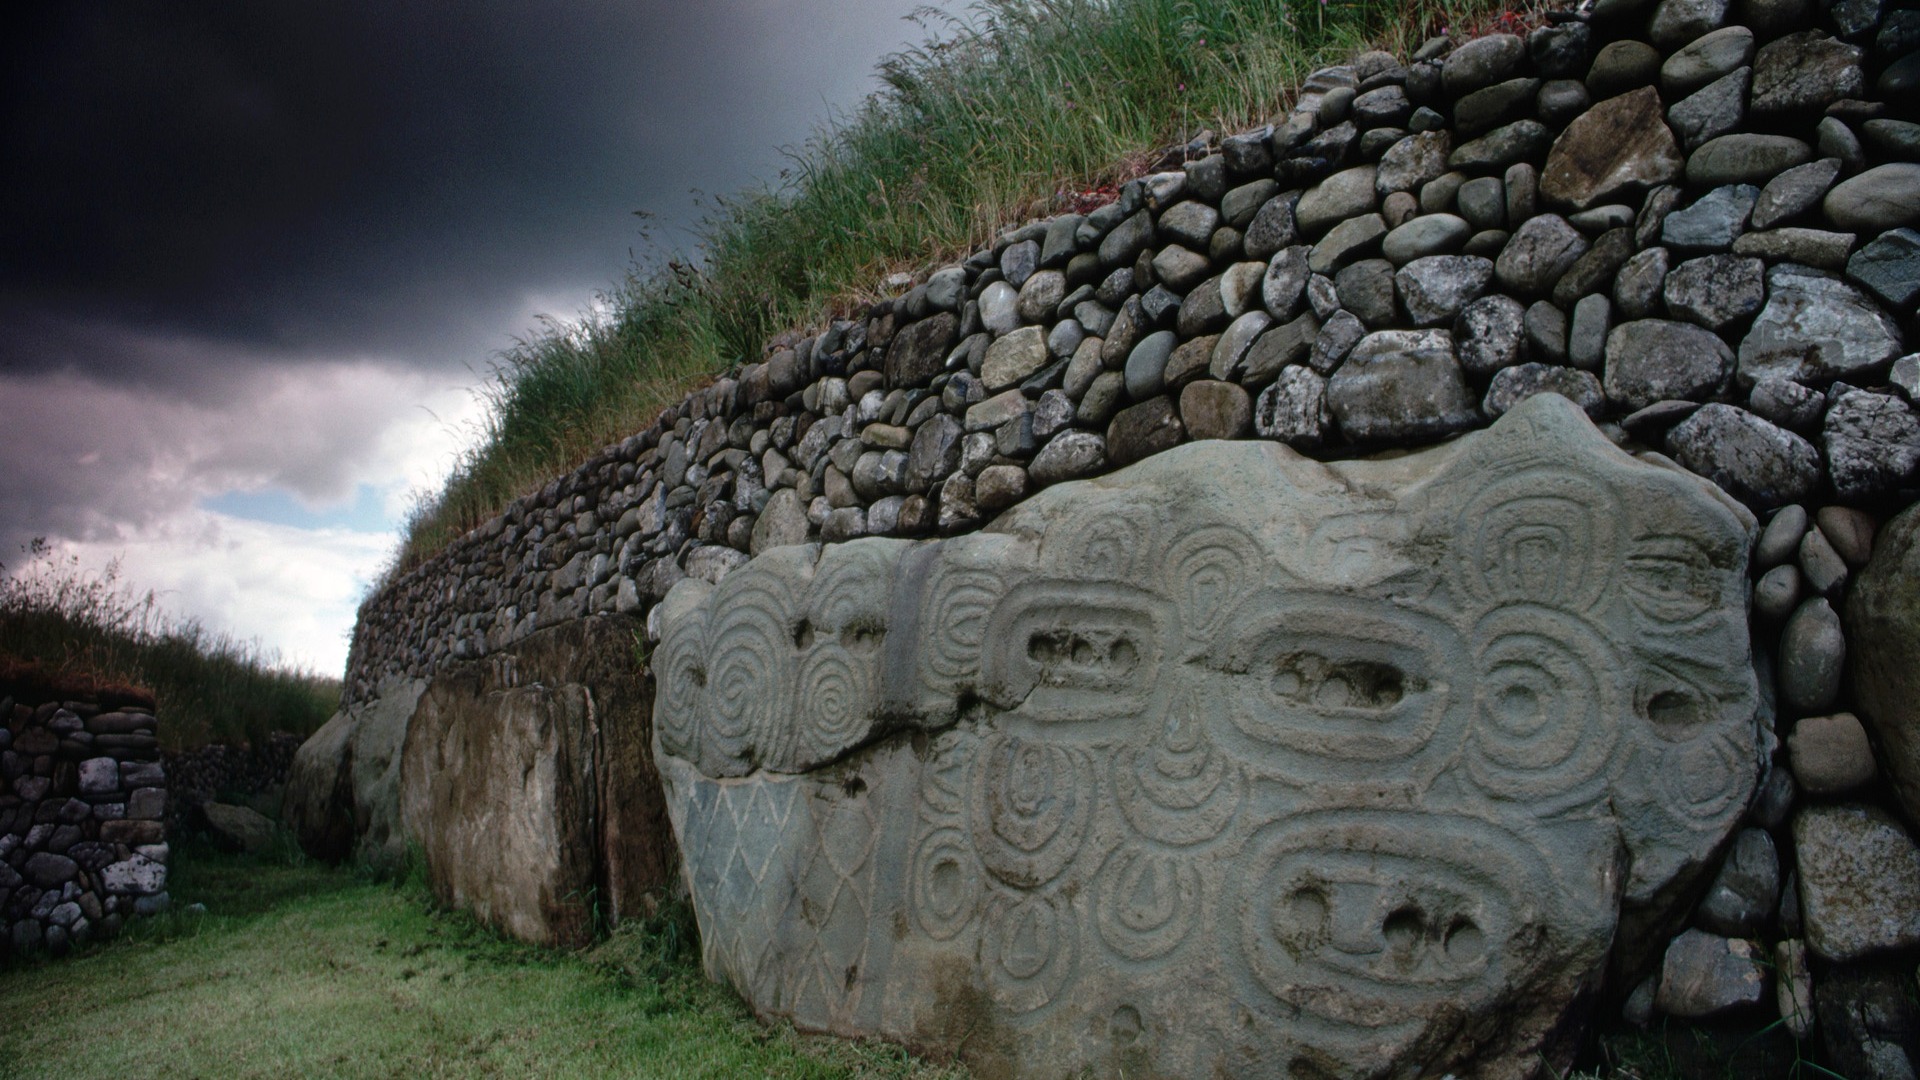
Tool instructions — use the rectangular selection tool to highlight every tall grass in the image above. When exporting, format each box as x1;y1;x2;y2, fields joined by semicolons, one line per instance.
399;0;1526;570
0;539;340;749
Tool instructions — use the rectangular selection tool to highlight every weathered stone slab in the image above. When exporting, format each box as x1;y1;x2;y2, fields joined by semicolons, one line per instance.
399;615;672;946
652;395;1761;1080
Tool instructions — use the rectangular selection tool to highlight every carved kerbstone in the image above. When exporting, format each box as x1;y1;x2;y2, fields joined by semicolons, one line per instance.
652;394;1760;1080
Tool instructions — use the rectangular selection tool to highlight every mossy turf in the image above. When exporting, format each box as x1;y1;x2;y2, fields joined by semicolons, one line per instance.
0;842;959;1080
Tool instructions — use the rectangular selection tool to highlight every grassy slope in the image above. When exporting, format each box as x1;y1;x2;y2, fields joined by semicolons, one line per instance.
0;845;960;1080
0;542;338;749
397;0;1527;572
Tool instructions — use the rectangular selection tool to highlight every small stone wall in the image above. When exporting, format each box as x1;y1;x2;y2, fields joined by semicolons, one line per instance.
163;731;304;832
1;681;170;960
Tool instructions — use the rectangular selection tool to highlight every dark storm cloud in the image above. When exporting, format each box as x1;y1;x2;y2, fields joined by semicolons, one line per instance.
1;0;931;383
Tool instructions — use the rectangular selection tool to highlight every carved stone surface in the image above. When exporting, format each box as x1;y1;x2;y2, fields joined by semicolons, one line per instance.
650;395;1761;1079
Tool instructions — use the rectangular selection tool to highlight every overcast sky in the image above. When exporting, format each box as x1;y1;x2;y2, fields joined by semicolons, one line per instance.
1;0;934;675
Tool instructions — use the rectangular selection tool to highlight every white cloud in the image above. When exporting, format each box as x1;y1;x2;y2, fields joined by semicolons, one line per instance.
1;355;490;677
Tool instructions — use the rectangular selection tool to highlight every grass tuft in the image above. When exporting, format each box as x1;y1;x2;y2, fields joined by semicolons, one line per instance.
0;539;339;749
394;0;1533;573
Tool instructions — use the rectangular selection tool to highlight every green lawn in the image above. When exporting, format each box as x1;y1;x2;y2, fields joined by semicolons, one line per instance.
0;843;960;1080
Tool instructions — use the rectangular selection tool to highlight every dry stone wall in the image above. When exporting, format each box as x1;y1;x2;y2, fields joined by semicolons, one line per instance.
316;0;1920;1071
1;680;170;960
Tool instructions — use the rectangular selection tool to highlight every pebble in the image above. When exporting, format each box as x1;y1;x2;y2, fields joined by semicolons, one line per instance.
1105;397;1185;466
1395;255;1493;327
1587;40;1660;98
1750;31;1863;117
1455;294;1528;377
1603;319;1735;408
1381;213;1471;264
1179;380;1253;440
1211;310;1272;379
1729;227;1856;270
978;281;1020;335
1738;269;1904;387
1815;505;1875;567
1442;33;1525;96
1449;120;1552;171
1568;294;1611;370
1794;803;1920;962
1756;504;1809;568
980;326;1050;391
1754;563;1803;623
1846;228;1920;310
1307;214;1389;275
1779;596;1845;713
1326;329;1479;442
1696;828;1780;937
1775;940;1813;1040
1825;389;1920;503
1663;254;1765;331
1661;26;1753;96
972;464;1028;512
1495;213;1589;296
1028;431;1106;487
1666;403;1821;509
1254;366;1332;447
1667;66;1751;152
1799;525;1848;598
1613;246;1670;319
1751;157;1842;230
1483;363;1605;418
1662;184;1759;250
1457;177;1507;232
1124;330;1178;400
1151;246;1211;292
1656;929;1768;1017
1243;192;1302;261
1687;134;1813;186
1539;86;1683;211
1335;259;1398;327
1789;712;1876;794
1525;299;1570;365
1648;0;1731;50
1295;165;1379;236
1158;200;1221;249
1825;164;1920;233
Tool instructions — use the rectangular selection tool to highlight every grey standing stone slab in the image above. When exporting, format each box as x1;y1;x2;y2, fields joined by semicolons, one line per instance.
651;394;1759;1080
1795;804;1920;962
1738;269;1905;387
1604;320;1736;408
1665;403;1820;509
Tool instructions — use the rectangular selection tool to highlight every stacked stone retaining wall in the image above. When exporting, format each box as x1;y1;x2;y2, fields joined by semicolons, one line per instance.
1;680;170;960
312;0;1920;1071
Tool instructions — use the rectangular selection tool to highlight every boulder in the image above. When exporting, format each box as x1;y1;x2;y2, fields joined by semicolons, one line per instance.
1849;504;1920;829
201;803;275;854
651;395;1760;1080
400;615;671;946
1737;268;1904;388
283;674;425;868
1540;87;1683;211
